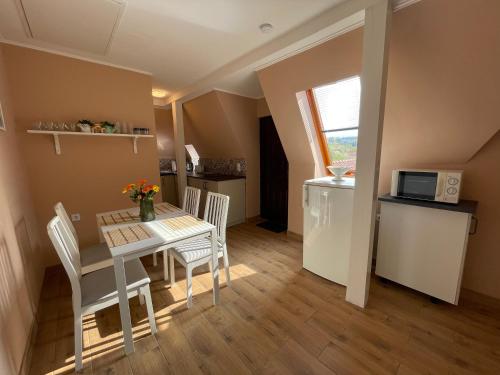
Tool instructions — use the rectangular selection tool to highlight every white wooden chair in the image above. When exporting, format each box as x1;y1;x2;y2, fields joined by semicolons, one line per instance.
55;202;113;274
169;192;230;308
47;216;157;372
153;187;201;281
182;186;202;217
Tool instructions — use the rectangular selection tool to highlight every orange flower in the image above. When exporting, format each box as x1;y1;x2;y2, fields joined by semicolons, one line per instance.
122;183;136;193
143;184;154;193
137;179;147;186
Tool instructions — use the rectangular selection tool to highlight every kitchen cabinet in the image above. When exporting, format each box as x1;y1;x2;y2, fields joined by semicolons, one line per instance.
187;177;245;227
161;174;178;206
375;195;478;304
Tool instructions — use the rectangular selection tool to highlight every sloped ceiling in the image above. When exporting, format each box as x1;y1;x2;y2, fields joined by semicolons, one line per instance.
183;91;243;159
381;0;500;165
260;0;500;169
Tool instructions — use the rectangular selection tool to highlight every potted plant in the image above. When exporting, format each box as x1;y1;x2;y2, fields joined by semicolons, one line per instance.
122;179;160;222
102;121;116;134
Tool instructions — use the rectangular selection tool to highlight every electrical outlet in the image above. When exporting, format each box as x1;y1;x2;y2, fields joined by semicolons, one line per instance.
71;213;81;222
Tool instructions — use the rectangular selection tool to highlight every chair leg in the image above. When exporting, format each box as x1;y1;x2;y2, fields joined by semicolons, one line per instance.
223;244;231;287
186;264;193;308
153;252;158;267
163;249;169;281
169;253;175;285
74;311;83;371
138;292;145;305
141;285;157;334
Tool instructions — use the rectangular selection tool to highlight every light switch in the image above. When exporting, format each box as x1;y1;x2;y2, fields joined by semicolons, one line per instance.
71;213;81;222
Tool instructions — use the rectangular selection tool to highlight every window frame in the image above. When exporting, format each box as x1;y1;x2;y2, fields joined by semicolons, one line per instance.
306;78;360;175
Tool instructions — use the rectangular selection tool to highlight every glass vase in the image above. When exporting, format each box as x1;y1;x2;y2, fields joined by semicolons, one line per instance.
139;198;155;222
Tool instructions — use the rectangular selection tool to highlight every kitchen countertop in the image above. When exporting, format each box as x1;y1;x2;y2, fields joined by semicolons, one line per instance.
160;170;176;176
160;170;245;181
378;194;478;214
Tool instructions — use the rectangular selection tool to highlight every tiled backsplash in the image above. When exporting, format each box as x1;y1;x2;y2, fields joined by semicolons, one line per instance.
159;158;175;170
159;158;246;176
201;158;246;176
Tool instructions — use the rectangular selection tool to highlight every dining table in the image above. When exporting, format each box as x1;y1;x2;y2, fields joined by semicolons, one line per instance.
96;202;219;354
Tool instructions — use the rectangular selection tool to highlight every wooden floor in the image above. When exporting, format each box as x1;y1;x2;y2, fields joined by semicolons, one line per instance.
30;222;500;375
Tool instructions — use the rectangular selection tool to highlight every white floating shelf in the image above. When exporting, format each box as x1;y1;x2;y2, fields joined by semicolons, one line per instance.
27;130;154;155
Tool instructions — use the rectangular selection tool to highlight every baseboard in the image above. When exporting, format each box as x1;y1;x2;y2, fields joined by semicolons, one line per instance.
286;230;303;241
18;317;38;375
245;215;262;223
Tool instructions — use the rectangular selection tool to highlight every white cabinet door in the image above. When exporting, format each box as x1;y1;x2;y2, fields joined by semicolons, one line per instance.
376;202;471;304
187;177;218;219
217;179;246;226
303;185;353;286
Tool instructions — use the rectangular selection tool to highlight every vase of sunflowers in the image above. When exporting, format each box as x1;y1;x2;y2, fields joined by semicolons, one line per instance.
122;179;160;222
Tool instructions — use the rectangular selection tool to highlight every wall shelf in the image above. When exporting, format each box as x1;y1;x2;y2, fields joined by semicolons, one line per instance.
26;130;154;155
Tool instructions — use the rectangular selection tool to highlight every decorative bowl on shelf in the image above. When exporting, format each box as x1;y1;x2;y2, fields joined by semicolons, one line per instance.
327;166;351;180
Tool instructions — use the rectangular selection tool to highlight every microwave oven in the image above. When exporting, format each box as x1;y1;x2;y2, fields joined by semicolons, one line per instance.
390;169;463;204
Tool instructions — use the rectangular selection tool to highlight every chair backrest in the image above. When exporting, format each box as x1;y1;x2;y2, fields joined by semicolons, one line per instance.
183;186;201;217
203;192;230;244
47;216;82;303
54;202;78;245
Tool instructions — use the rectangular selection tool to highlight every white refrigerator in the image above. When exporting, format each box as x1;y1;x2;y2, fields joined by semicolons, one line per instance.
302;177;354;286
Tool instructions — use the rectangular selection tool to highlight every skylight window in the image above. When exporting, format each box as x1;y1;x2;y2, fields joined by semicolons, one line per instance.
308;76;361;173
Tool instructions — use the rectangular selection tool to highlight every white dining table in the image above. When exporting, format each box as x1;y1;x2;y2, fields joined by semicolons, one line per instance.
96;202;219;354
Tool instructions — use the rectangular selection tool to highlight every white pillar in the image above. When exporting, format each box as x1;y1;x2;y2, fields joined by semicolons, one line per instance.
172;101;187;204
346;0;391;308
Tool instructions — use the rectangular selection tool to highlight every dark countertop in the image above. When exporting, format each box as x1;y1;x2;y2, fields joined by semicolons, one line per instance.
187;173;246;181
160;170;245;181
160;170;176;176
378;194;478;214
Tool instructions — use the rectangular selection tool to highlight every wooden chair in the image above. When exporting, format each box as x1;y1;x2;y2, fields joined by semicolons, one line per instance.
54;202;113;274
169;192;230;308
153;187;201;281
182;186;202;217
47;216;157;371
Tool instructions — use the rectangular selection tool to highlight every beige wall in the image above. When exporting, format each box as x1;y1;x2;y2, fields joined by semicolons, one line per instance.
258;0;500;299
217;91;260;218
0;44;44;375
180;91;260;218
155;107;175;159
2;43;160;266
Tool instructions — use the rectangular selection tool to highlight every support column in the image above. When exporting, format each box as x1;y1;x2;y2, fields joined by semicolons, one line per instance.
172;101;187;204
346;0;391;308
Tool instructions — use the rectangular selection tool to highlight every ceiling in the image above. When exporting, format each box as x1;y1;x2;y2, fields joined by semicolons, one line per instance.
0;0;348;99
0;0;418;102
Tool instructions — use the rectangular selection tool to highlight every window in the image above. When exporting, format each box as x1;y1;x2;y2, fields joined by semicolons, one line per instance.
307;76;361;173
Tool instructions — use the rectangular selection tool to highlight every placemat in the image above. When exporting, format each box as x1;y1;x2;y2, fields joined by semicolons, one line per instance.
104;224;153;248
161;215;203;231
98;211;138;226
154;202;181;215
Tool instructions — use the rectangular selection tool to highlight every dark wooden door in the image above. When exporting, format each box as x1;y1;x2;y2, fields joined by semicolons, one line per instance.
260;116;288;228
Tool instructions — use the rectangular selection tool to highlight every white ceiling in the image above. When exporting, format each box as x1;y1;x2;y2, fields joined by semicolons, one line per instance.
20;0;125;54
0;0;346;99
0;0;419;102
